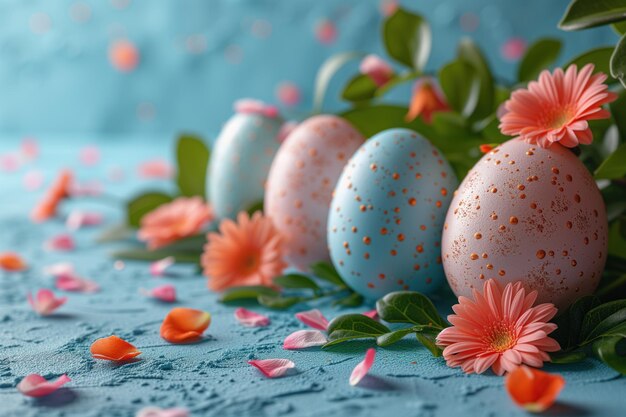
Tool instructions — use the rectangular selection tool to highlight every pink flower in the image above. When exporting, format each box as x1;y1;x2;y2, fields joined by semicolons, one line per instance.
55;274;100;293
276;82;301;107
138;197;213;250
202;212;286;291
234;99;279;118
350;348;376;386
140;284;177;303
359;54;394;87
17;374;71;397
436;279;560;376
44;234;75;251
283;330;328;350
499;64;617;148
27;289;67;316
150;256;175;277
234;307;270;327
248;359;295;378
136;407;189;417
295;309;329;331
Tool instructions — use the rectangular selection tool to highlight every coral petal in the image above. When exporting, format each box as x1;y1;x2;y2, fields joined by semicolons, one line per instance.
505;366;565;412
350;348;376;386
295;309;329;331
17;374;71;397
248;359;295;378
234;308;270;327
27;289;67;316
136;407;189;417
142;285;177;303
160;308;211;343
283;330;327;350
45;234;75;251
90;335;141;361
0;252;27;271
55;274;99;293
150;256;175;277
362;309;379;320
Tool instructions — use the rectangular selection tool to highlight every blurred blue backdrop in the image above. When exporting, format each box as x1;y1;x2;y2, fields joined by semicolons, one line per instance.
0;0;616;139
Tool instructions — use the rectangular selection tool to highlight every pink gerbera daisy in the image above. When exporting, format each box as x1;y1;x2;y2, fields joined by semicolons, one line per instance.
202;212;286;291
436;279;560;376
138;197;213;249
499;64;617;148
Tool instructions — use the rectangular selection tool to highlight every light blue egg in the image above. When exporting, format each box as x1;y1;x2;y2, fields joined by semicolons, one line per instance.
208;112;283;219
328;128;459;300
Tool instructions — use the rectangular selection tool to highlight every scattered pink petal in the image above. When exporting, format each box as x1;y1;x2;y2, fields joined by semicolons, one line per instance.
136;407;189;417
276;82;301;107
501;37;527;61
109;39;139;72
44;234;75;252
55;274;99;293
108;166;125;182
69;180;103;197
44;262;74;277
234;307;270;327
66;210;103;230
362;309;379;320
380;0;399;16
150;256;175;277
277;121;298;143
138;159;173;179
27;289;67;316
17;374;71;397
79;146;100;166
0;153;20;172
234;99;279;118
283;330;328;350
140;284;177;303
23;170;44;191
248;359;295;378
295;309;329;331
315;19;337;44
360;54;394;87
349;348;376;386
20;138;39;160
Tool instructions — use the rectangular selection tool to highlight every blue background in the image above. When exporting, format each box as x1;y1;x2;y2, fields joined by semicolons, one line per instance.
0;0;617;139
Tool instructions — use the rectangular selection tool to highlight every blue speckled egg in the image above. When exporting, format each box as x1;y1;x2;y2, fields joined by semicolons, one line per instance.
208;110;284;219
328;128;459;299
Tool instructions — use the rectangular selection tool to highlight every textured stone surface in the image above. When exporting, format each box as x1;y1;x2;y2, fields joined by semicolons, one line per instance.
0;138;624;417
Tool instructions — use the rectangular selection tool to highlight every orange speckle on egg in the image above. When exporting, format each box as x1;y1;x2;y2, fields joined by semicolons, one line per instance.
509;216;518;225
392;173;400;180
370;163;377;172
390;249;397;256
359;205;366;212
436;200;442;208
415;173;422;179
441;188;448;196
416;245;424;253
363;236;371;245
536;250;546;259
470;253;478;260
474;233;482;239
397;234;405;242
409;198;417;206
420;225;426;231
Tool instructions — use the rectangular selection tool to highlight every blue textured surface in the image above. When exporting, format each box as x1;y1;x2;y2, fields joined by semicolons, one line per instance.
1;137;625;417
0;0;616;137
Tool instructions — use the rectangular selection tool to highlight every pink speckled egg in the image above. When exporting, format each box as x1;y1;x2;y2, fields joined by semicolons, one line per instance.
265;115;365;270
442;138;608;311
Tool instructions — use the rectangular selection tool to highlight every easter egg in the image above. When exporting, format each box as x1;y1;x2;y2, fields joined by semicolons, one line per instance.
441;138;608;310
328;128;458;299
208;102;284;219
265;115;365;270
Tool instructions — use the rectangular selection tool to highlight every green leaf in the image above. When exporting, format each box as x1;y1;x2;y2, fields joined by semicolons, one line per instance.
326;314;391;343
377;328;416;347
96;223;134;243
611;90;626;139
257;295;302;309
376;291;447;329
127;191;173;227
566;47;616;79
595;143;626;179
310;261;346;287
438;60;480;118
581;299;626;342
313;51;364;113
431;112;471;139
613;20;626;34
273;274;320;292
584;307;626;342
176;134;210;199
245;200;264;215
518;38;562;82
111;248;201;264
340;105;436;138
549;350;587;364
332;292;364;307
219;285;280;303
416;330;442;357
457;38;495;120
552;295;601;349
383;7;431;71
593;336;626;374
559;0;626;30
323;330;374;347
611;33;626;87
341;74;379;102
481;115;509;143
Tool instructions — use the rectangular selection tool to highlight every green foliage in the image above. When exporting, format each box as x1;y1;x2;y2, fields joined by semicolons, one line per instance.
595;143;626;179
310;261;347;287
383;8;431;71
518;38;562;82
457;39;495;121
611;33;626;87
341;74;379;103
340;105;434;138
313;51;364;113
439;60;480;118
219;286;280;302
325;314;391;347
176;134;210;199
566;47;616;79
376;291;447;328
559;0;626;30
126;191;173;227
273;274;321;292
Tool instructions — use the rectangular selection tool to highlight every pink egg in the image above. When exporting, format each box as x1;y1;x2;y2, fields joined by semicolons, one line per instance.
265;115;364;270
442;138;608;311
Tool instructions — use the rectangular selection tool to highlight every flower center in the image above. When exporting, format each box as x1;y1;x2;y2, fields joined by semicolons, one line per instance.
542;106;574;130
484;322;516;353
241;252;260;274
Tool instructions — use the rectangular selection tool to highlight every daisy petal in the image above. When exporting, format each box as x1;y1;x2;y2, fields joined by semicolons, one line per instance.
150;256;175;277
248;359;295;378
160;307;211;343
90;335;142;361
234;308;270;327
136;407;190;417
295;309;329;331
17;374;71;397
349;348;376;386
141;285;177;303
27;289;67;316
283;330;328;350
505;366;565;412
